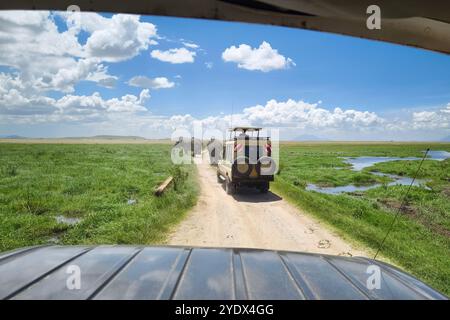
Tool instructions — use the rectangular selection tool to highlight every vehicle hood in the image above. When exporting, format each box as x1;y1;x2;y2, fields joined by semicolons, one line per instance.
0;245;446;300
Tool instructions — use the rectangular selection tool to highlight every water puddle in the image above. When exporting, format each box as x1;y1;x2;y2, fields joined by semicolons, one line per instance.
307;183;378;194
376;172;432;190
306;173;429;195
426;150;450;160
55;215;82;225
343;156;421;171
127;199;137;205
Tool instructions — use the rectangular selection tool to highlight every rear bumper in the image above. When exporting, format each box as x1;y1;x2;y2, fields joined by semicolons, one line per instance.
231;176;274;183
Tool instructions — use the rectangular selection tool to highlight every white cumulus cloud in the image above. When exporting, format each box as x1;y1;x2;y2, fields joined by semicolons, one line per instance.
183;42;199;49
0;82;150;123
83;14;157;62
241;99;383;129
222;41;295;72
0;11;158;94
127;76;175;89
412;104;450;129
150;48;196;64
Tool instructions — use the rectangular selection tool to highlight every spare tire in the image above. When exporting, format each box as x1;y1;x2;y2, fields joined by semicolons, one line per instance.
233;156;252;177
258;156;277;176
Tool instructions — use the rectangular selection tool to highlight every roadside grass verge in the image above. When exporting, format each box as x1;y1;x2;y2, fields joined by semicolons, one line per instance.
0;143;199;251
273;142;450;295
364;159;450;233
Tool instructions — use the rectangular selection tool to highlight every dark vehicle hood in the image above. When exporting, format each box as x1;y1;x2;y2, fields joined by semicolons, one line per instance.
0;245;446;300
3;1;450;54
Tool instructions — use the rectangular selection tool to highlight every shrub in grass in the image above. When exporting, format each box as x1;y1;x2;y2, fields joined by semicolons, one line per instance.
1;164;18;177
171;165;189;191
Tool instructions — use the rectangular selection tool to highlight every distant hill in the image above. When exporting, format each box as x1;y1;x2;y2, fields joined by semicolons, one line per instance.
1;134;149;140
0;134;26;139
62;135;147;140
292;134;327;141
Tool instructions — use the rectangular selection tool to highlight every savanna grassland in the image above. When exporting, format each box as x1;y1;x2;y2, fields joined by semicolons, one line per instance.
273;142;450;295
0;142;198;252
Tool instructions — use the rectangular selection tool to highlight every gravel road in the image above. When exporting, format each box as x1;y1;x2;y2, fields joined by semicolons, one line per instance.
168;161;369;257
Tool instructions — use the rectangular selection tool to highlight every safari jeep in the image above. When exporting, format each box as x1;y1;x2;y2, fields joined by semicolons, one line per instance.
217;127;276;195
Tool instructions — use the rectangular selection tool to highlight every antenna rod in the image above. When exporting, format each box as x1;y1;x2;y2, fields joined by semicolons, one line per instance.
230;101;233;140
230;101;233;128
373;148;430;260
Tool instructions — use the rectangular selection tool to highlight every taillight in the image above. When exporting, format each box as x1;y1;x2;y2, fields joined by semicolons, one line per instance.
234;143;243;152
265;144;272;157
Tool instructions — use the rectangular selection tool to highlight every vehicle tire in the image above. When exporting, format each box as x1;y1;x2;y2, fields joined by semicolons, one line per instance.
226;178;235;195
233;156;252;177
258;156;277;176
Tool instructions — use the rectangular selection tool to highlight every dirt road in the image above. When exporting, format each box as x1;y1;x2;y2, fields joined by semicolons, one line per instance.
168;160;369;257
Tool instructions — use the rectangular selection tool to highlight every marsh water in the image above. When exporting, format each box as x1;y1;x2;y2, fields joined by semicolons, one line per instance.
343;150;450;171
306;172;429;195
306;150;449;195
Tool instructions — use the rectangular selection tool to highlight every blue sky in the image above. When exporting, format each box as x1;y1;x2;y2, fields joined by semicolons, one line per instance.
0;11;449;140
143;16;450;117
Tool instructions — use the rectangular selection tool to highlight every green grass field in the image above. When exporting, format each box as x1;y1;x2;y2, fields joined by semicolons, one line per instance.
273;142;450;295
0;143;198;251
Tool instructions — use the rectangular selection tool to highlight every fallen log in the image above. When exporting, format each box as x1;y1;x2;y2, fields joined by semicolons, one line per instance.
154;176;174;196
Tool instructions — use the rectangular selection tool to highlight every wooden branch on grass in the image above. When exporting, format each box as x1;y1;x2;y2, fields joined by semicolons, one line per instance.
154;176;173;196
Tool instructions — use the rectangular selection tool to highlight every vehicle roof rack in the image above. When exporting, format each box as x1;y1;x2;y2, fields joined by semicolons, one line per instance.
229;127;262;133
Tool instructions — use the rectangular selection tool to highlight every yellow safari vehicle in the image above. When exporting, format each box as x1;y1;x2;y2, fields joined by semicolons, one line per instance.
217;127;276;194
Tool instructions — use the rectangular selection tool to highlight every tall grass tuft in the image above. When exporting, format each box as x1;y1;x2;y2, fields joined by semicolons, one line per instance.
2;163;18;177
